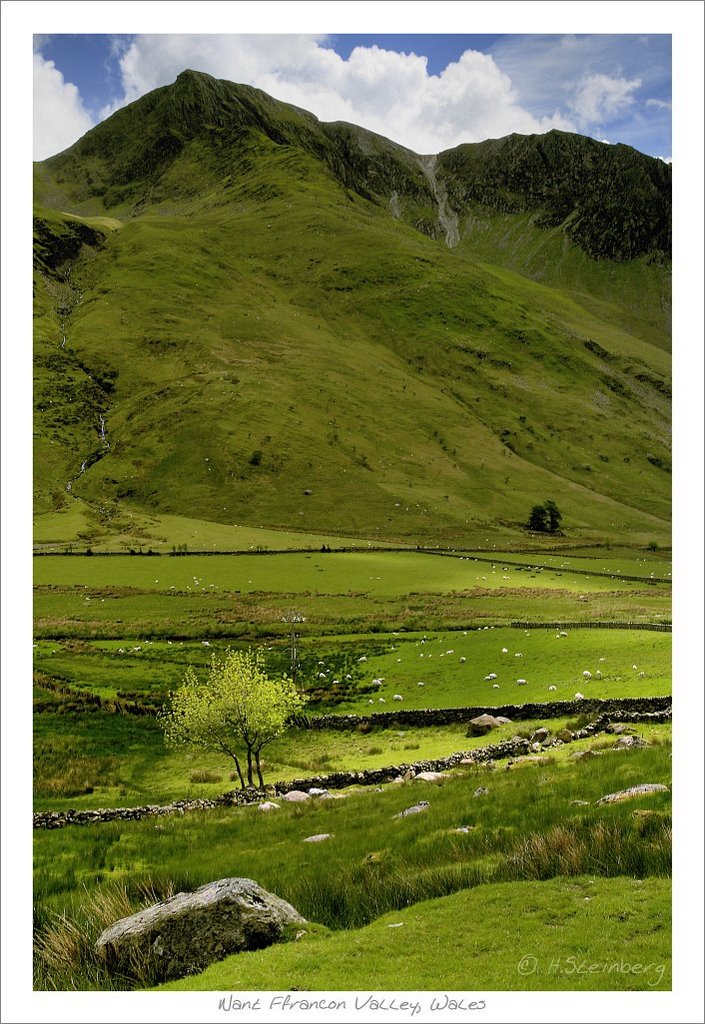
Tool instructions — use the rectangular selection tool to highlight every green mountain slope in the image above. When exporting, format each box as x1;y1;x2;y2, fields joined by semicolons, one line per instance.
33;71;671;548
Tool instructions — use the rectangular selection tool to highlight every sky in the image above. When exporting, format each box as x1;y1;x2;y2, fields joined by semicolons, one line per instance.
32;32;673;161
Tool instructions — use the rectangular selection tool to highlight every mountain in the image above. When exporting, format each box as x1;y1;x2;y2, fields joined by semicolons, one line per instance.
33;70;671;549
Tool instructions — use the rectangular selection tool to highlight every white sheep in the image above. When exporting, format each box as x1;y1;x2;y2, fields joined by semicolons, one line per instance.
459;656;466;663
358;656;367;663
378;697;386;703
574;692;585;700
492;684;500;689
517;678;528;685
638;671;645;678
485;672;498;681
515;652;523;658
417;681;425;687
393;694;404;701
501;647;508;653
582;670;592;679
548;685;557;691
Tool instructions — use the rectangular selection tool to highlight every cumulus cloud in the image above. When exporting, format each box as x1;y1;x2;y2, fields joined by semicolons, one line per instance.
102;34;574;154
34;53;94;160
568;73;641;128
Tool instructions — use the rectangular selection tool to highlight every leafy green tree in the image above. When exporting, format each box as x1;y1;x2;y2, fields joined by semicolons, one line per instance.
543;499;563;533
527;504;549;532
160;650;306;789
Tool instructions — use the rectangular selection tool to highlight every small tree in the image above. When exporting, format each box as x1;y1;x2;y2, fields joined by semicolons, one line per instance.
527;504;549;532
543;499;562;533
160;650;306;789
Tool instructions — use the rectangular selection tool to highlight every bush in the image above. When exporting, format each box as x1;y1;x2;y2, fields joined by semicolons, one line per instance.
189;770;222;784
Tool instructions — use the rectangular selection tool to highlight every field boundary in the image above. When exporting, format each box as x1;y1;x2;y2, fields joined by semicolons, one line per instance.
509;621;671;631
418;549;672;586
33;706;671;829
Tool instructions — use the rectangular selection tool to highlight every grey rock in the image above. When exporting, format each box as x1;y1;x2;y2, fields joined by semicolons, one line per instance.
95;878;305;982
394;801;430;818
308;787;329;796
613;735;647;748
303;833;334;843
596;783;669;805
466;714;502;736
281;790;310;802
258;801;280;812
531;727;549;743
414;771;446;782
473;786;489;797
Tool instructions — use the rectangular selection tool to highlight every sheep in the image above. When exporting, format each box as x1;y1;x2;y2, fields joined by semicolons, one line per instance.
582;670;592;679
459;656;466;664
393;694;404;702
501;647;509;654
574;692;585;700
595;670;602;679
492;683;500;689
378;697;386;703
516;678;528;685
515;652;523;658
318;672;326;680
417;681;425;687
632;664;638;670
638;671;645;678
559;631;568;637
485;673;498;681
358;656;367;663
548;685;557;691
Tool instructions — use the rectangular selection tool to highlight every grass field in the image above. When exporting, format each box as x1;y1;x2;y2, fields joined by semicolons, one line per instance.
33;739;671;989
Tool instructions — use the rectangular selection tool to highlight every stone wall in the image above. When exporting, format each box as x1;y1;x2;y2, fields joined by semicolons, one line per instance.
293;695;672;731
33;706;670;830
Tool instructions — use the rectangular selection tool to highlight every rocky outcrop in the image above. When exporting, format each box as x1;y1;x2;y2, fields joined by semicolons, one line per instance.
95;877;305;982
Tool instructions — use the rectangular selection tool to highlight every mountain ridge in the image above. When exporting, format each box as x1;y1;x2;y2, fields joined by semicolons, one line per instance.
33;70;671;550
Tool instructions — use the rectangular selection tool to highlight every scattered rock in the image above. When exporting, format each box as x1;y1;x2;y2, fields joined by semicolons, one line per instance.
556;729;573;743
414;771;446;782
95;877;305;983
531;727;549;743
308;787;329;796
596;784;669;805
570;750;602;760
613;735;647;748
394;801;429;818
258;802;280;813
466;714;502;736
281;790;310;803
303;833;333;843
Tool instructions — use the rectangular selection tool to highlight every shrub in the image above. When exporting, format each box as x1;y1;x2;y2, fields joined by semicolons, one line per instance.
189;770;222;784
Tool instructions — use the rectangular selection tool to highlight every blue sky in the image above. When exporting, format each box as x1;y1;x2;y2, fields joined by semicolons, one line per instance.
33;32;672;161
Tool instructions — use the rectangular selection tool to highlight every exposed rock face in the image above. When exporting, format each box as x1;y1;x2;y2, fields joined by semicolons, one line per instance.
95;878;305;982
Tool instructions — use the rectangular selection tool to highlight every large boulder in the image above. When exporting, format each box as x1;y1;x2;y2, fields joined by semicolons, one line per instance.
95;877;305;982
466;714;502;737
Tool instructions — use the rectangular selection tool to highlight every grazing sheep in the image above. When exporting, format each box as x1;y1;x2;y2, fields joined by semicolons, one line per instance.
582;670;592;679
485;673;498;681
501;647;508;654
599;657;606;662
559;631;568;637
575;692;585;700
492;683;500;689
632;664;638;670
459;656;466;663
393;694;404;702
358;656;367;663
516;678;528;685
515;653;523;658
548;685;557;691
638;671;645;678
378;697;386;703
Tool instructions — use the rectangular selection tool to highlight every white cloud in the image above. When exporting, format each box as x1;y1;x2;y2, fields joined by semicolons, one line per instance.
568;73;641;128
102;34;574;155
33;53;94;160
646;97;671;111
